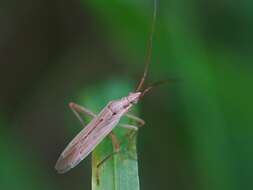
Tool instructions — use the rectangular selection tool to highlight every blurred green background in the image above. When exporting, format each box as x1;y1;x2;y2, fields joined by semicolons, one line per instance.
0;0;253;190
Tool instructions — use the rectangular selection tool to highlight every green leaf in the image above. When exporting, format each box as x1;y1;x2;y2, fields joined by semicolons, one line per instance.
78;79;140;190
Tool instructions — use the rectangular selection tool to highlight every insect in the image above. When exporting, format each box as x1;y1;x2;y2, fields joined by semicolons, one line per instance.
55;0;161;174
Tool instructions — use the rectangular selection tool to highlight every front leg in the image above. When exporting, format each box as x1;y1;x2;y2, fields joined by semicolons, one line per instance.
69;102;97;127
119;124;139;131
118;114;145;130
126;114;145;127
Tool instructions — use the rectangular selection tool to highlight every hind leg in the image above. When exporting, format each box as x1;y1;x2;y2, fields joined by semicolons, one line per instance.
95;132;120;185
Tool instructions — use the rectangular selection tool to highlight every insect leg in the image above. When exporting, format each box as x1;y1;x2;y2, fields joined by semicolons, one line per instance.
96;132;121;185
119;124;138;131
126;114;145;127
96;132;120;167
69;102;97;127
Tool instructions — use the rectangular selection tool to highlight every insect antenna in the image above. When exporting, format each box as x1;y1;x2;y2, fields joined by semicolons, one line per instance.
140;79;174;98
135;0;157;92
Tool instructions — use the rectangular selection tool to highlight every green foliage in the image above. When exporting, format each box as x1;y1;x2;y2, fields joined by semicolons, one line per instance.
0;116;59;190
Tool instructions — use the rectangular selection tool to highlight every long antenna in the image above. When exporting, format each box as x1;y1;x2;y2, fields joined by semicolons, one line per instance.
140;79;174;98
135;0;157;92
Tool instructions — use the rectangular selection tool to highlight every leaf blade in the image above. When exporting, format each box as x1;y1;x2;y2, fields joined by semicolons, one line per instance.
79;79;140;190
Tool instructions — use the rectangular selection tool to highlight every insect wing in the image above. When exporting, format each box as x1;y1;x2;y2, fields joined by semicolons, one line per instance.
55;108;120;173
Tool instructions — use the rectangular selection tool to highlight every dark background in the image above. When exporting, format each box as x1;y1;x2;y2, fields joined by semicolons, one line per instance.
0;0;253;190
